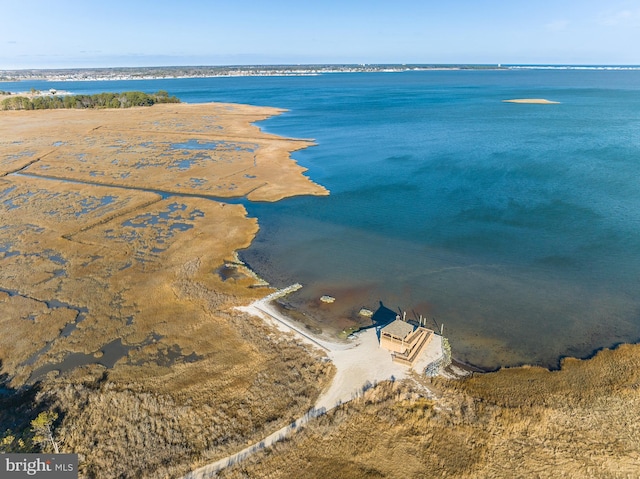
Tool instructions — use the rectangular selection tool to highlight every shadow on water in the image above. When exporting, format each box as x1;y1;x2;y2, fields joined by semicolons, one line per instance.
371;302;399;327
364;302;400;341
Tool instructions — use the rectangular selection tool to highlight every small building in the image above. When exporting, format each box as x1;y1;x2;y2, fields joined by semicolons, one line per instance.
380;318;434;366
380;319;415;353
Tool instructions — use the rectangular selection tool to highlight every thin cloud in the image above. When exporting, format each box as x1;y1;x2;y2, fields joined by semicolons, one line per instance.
546;19;569;31
600;8;640;26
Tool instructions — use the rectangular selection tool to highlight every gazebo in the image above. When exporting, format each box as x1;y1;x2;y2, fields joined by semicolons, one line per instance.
379;318;434;366
379;319;415;354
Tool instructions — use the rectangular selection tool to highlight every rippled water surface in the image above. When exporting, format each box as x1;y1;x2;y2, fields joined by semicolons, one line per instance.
7;70;640;368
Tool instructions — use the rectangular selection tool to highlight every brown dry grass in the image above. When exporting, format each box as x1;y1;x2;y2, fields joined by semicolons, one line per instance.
43;310;333;478
219;344;640;479
0;104;333;477
3;102;639;479
0;295;76;371
0;104;328;201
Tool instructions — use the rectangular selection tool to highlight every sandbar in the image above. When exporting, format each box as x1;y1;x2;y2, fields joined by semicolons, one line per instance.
503;98;560;104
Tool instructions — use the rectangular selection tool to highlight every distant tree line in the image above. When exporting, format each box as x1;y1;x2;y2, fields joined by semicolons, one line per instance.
0;90;180;111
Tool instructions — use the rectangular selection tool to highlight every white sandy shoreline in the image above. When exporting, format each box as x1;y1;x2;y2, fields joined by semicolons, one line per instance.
237;287;445;410
182;290;446;478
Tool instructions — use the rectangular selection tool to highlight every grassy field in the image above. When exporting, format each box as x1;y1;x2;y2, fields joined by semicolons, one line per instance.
218;343;640;479
0;103;332;477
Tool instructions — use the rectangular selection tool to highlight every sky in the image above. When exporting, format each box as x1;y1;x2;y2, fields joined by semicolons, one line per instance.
2;0;640;69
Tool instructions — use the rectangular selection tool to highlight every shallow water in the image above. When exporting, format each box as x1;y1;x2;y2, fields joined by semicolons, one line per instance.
6;70;640;369
28;338;133;383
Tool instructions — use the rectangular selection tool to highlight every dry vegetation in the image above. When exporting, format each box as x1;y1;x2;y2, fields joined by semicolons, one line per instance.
3;101;640;479
44;311;333;478
0;104;327;201
219;344;640;479
0;103;332;477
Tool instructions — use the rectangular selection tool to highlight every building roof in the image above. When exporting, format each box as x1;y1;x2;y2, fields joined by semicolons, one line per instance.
381;319;414;339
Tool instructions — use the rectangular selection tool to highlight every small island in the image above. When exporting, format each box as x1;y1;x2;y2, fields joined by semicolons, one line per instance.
503;98;560;104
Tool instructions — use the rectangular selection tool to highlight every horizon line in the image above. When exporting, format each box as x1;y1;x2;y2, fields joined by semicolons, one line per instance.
3;62;640;73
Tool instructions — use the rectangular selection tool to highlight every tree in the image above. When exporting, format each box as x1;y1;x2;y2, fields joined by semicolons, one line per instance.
1;431;27;453
30;411;60;453
63;95;77;109
1;96;32;110
0;90;180;110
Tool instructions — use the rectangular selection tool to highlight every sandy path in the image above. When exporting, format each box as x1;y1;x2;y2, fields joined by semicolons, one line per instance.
182;288;443;478
243;296;443;410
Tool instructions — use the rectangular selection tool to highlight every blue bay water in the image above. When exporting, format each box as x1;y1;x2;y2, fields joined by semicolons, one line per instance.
6;70;640;368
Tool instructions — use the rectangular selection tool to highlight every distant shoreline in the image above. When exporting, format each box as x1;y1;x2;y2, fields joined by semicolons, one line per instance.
0;65;496;82
2;63;640;82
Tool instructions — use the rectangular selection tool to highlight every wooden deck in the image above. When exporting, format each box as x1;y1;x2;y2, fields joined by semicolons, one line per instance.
390;327;434;367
